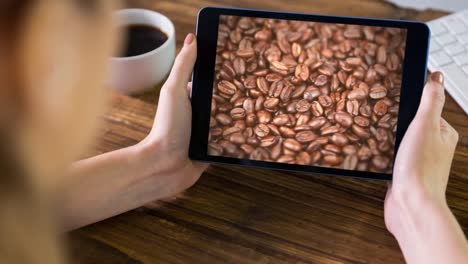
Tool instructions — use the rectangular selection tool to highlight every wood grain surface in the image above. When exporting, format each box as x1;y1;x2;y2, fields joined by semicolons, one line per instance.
70;1;467;263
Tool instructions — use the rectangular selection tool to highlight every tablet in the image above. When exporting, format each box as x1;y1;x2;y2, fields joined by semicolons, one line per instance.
189;7;430;180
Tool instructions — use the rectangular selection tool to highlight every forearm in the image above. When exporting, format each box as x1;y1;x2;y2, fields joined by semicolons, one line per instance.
395;198;468;264
57;144;159;231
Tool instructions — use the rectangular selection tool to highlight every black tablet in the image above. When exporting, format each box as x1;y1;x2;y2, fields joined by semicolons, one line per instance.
189;7;430;180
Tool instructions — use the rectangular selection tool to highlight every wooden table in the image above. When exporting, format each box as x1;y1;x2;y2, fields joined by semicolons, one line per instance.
70;1;467;263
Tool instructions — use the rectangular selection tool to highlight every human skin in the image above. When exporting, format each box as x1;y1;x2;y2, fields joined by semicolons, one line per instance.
59;34;207;230
385;72;468;263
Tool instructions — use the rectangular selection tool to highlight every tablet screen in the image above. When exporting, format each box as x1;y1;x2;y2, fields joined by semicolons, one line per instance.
208;15;407;174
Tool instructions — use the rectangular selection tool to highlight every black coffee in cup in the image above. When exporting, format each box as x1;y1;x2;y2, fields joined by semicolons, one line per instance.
121;24;168;57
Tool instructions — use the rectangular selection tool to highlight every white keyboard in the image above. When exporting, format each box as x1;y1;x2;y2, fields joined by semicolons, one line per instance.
427;9;468;114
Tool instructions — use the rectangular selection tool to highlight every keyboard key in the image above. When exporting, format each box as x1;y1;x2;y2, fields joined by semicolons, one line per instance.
441;64;468;101
436;34;457;45
458;33;468;44
444;42;465;56
430;39;441;52
461;10;468;24
428;21;447;36
430;51;453;67
443;16;468;34
463;65;468;75
454;53;468;66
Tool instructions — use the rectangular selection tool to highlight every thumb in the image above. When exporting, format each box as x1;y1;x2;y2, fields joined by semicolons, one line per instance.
163;33;197;92
414;72;445;127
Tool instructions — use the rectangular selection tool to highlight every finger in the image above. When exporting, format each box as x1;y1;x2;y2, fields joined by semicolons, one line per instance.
164;33;197;91
187;82;192;97
415;72;445;127
440;118;459;145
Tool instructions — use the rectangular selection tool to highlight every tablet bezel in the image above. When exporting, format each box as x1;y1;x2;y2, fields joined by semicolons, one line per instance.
189;6;430;180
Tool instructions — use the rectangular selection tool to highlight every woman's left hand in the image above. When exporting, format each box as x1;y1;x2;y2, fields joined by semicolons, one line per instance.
136;33;208;199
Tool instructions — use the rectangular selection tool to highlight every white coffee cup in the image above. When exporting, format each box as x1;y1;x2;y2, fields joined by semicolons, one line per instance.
109;9;175;94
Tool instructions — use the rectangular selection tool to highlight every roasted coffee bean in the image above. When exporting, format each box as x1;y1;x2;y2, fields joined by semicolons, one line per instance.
346;99;360;116
267;124;281;136
219;140;239;155
323;155;342;166
215;113;232;125
260;135;279;147
335;111;353;127
343;155;358;170
342;145;358;155
296;114;310;127
330;133;349;147
217;80;237;95
369;84;387;99
354;116;370;127
320;125;340;135
352;124;371;139
283;138;302;152
250;147;270;160
268;140;282;159
311;101;324;117
295;131;318;143
376;45;387;64
296;151;311;165
372;155;389;170
210;116;217;128
374;99;388;116
318;95;333;108
280;83;293;102
230;132;246;144
231;108;246;120
295;99;311;112
273;114;289;126
245;113;257;126
222;126;242;137
208;143;224;156
243;98;255;113
243;127;254;138
257;110;272;123
240;144;255;154
277;155;295;163
265;73;282;82
254;124;270;137
324;144;341;154
279;126;296;138
257;77;269;94
233;57;246;75
269;80;283;98
295;64;310;81
314;74;329;86
246;136;260;146
357;145;372;160
270;61;289;75
359;104;372;117
210;127;223;137
307;116;327;129
303;87;321;101
347;87;368;100
264;98;280;109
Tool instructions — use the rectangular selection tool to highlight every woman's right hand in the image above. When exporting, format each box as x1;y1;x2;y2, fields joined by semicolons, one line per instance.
384;72;467;264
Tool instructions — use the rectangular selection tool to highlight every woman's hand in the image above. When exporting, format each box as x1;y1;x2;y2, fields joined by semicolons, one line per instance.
384;72;468;263
137;33;208;199
60;34;208;230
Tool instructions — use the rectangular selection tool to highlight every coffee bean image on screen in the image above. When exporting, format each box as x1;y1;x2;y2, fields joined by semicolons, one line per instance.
208;15;406;173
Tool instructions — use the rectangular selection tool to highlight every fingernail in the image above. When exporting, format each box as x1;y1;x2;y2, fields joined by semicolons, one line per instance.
184;33;194;46
431;71;444;85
